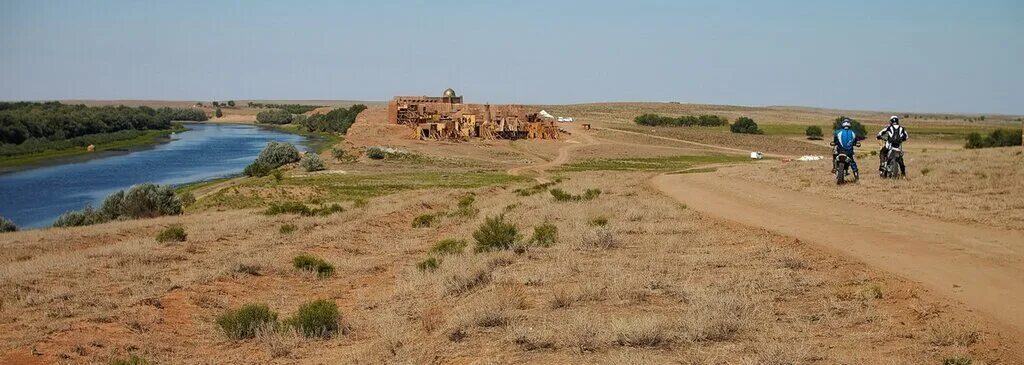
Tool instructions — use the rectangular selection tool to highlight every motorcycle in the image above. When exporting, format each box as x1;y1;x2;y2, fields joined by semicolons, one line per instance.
831;141;860;185
881;146;905;179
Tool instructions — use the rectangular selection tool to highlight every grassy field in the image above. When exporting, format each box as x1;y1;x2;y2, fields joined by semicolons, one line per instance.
560;154;749;172
191;171;531;211
0;124;187;169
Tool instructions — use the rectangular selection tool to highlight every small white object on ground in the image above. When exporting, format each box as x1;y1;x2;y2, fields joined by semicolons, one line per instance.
750;151;764;159
797;155;824;161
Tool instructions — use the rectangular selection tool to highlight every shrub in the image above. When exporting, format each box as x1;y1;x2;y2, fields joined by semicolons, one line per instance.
300;153;325;172
550;188;601;202
284;299;341;338
417;257;441;272
215;107;223;118
244;161;273;177
217;303;278;340
805;126;823;140
430;239;467;255
965;128;1022;149
119;184;183;218
256;109;294;124
331;147;347;160
292;254;334;277
265;202;343;217
265;202;312;216
279;224;298;234
590;216;609;226
473;214;521;252
449;194;478;218
109;354;149;365
832;116;868;140
156;225;187;243
514;181;557;196
412;213;436;228
730;117;763;134
531;223;558;247
943;357;972;365
178;191;196;207
366;146;387;160
0;216;16;233
53;184;184;227
255;142;301;167
271;169;284;182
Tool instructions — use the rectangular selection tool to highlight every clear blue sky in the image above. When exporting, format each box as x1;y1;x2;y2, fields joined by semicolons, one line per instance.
1;0;1021;114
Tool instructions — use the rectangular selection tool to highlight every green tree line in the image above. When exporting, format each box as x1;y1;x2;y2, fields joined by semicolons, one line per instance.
0;102;206;145
246;103;323;114
634;113;728;127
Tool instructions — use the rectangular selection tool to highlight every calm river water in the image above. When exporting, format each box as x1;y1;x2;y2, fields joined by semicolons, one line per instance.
0;123;307;228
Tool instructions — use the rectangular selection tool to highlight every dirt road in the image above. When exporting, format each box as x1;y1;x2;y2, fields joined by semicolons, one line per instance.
652;169;1024;340
507;123;597;182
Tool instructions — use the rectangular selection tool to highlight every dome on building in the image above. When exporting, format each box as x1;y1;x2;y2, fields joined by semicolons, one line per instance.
442;88;457;98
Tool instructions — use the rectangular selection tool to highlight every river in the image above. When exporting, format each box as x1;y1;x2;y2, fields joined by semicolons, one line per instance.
0;123;308;229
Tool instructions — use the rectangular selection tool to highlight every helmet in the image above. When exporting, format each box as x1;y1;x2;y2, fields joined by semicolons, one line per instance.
889;116;899;124
841;121;852;129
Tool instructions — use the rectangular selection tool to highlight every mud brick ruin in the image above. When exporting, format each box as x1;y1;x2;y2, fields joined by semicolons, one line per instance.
387;88;560;141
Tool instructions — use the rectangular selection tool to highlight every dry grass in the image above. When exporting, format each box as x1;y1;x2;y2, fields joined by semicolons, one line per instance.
0;154;1016;363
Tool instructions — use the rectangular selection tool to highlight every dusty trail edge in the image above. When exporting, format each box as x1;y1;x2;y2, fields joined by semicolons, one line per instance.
651;167;1024;350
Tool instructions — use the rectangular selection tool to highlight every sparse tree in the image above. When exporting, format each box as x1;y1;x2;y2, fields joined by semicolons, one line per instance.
227;100;236;107
212;101;220;107
730;117;763;134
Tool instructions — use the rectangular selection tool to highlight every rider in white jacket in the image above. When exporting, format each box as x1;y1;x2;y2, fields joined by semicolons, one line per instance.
876;116;909;176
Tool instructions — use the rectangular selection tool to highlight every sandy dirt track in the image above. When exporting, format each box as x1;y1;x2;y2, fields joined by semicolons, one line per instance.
651;169;1024;345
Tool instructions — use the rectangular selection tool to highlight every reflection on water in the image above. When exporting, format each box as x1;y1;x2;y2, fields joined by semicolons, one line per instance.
0;123;307;228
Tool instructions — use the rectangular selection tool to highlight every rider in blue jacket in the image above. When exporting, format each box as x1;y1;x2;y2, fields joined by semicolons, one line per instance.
832;118;860;180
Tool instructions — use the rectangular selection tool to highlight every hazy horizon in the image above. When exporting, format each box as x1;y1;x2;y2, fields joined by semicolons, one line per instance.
1;0;1021;115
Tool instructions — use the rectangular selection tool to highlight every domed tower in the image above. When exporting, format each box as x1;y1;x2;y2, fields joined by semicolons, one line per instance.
441;88;462;104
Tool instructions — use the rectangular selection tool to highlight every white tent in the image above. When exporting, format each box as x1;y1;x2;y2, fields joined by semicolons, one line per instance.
538;110;555;119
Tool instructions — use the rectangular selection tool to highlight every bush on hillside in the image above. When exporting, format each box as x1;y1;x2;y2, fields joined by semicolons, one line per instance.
0;216;16;233
53;184;184;227
550;188;601;202
473;214;521;252
256;142;301;167
430;239;468;255
216;303;278;340
284;299;342;338
365;146;387;160
292;254;335;277
256;109;294;124
109;355;149;365
156;225;187;243
832;116;867;140
300;153;325;172
531;223;558;247
805;126;824;140
243;162;273;177
730;117;763;134
965;129;1022;149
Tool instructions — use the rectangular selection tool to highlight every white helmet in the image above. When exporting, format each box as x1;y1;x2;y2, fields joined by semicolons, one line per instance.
841;121;852;129
889;115;900;124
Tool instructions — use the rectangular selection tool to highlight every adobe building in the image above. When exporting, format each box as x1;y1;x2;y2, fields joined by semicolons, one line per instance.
387;88;559;141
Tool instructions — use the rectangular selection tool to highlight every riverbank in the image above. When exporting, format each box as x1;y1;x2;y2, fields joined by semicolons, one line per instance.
0;124;188;172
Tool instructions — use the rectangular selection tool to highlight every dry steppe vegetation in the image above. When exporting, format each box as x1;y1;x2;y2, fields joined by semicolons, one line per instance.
1;102;1020;364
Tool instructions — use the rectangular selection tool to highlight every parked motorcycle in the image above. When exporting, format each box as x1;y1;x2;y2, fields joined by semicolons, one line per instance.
881;145;905;179
830;142;860;185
